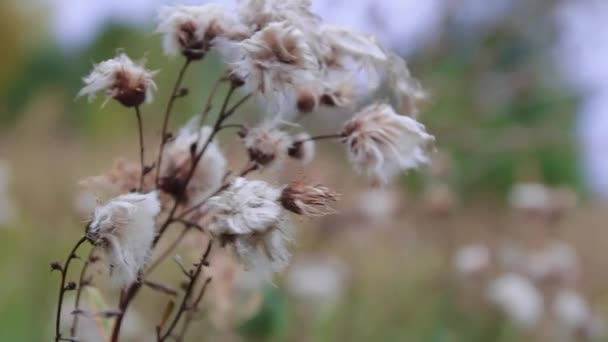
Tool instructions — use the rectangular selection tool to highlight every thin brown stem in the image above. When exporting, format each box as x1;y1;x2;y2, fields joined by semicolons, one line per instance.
177;162;258;220
200;74;228;125
156;59;192;187
158;240;213;341
109;282;142;342
175;277;212;342
70;248;96;338
146;225;190;275
223;93;253;118
157;85;239;239
295;133;344;144
134;106;145;191
111;85;250;341
219;123;246;131
54;236;88;342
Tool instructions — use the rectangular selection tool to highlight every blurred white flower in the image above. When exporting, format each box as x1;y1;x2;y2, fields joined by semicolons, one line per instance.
523;241;579;285
78;53;157;107
160;119;227;204
355;188;402;223
487;273;543;328
508;183;551;212
206;178;293;276
553;289;590;332
454;244;490;275
286;257;347;304
157;4;247;59
86;192;161;287
341;103;434;183
242;120;292;169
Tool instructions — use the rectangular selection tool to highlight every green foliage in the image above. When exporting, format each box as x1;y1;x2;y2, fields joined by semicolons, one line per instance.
238;286;289;341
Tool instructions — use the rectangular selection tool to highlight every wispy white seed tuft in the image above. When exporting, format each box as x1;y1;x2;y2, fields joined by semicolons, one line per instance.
86;192;161;287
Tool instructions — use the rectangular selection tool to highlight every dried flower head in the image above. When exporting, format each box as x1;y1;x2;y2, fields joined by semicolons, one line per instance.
280;180;339;217
242;121;292;169
341;103;434;183
296;87;318;113
79;158;155;201
78;53;157;107
86;192;161;287
157;4;247;60
160;120;226;204
229;21;318;115
206;177;292;275
317;25;387;68
287;132;315;164
238;0;319;32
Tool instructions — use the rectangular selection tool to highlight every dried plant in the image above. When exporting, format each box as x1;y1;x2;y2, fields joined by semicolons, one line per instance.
50;1;434;341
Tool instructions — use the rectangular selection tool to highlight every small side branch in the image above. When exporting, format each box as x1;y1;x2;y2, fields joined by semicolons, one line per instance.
157;240;213;341
53;236;89;342
70;249;97;338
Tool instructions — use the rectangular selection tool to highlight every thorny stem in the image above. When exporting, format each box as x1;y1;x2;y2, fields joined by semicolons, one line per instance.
158;240;213;341
70;248;96;338
134;106;146;191
54;236;88;342
110;84;251;342
156;59;192;187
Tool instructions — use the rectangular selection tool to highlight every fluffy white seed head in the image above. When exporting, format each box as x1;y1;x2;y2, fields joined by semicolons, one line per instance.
386;54;427;116
487;273;543;329
160;119;227;204
206;177;292;275
78;53;157;107
242;120;292;169
238;0;318;33
157;4;247;59
86;192;161;287
287;132;315;164
229;21;318;116
341;103;434;183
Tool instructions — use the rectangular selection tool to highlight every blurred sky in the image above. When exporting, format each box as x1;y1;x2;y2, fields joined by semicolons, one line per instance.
19;0;608;198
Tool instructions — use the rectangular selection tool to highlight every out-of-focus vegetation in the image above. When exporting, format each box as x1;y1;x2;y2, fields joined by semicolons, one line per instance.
1;1;603;342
